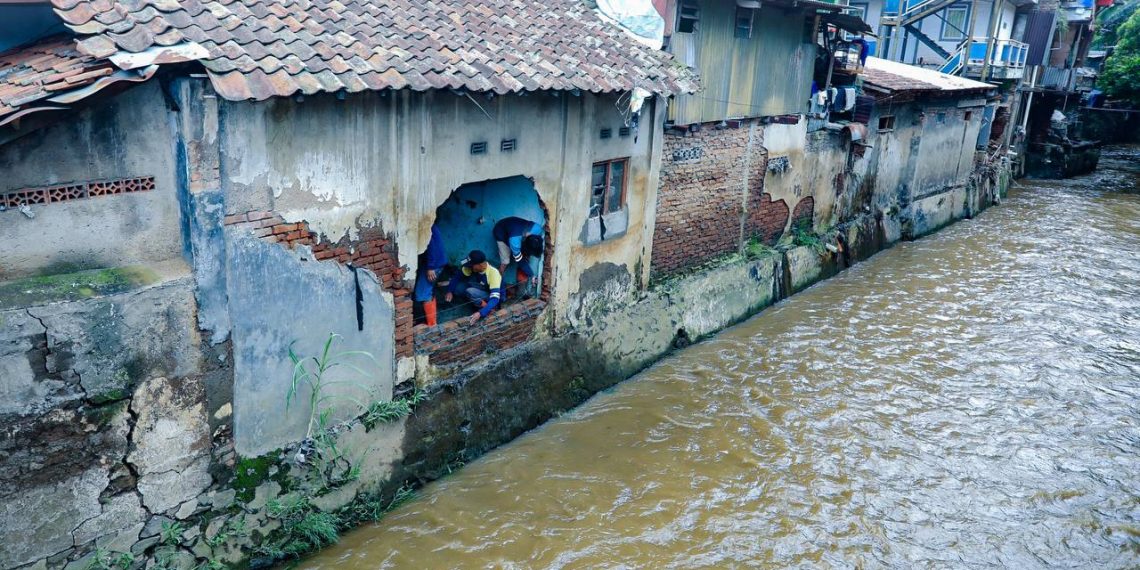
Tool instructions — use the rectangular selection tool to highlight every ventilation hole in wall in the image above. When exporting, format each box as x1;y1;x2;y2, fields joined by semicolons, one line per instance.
619;127;631;137
600;128;612;139
500;138;517;152
470;141;488;155
1;176;155;210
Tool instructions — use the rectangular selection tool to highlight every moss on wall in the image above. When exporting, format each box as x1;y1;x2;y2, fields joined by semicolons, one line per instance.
0;266;159;310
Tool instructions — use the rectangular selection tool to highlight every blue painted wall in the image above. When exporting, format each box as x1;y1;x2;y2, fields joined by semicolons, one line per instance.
0;7;67;52
433;176;545;285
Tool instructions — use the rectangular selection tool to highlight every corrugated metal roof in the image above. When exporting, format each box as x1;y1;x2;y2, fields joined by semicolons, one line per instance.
1024;10;1057;67
48;0;698;101
862;57;995;93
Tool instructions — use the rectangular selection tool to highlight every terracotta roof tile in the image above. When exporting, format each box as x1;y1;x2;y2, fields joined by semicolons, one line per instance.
0;36;116;124
48;0;695;101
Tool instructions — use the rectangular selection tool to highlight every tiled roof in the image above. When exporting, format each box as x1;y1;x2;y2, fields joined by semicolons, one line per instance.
49;0;697;101
0;36;115;125
862;57;994;94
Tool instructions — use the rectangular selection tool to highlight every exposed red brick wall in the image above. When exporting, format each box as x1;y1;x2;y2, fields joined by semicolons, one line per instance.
413;299;546;366
224;210;414;358
652;120;768;277
791;196;815;231
745;192;789;245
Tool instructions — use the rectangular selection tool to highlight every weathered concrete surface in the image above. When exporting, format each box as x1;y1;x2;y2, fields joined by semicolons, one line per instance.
0;468;109;568
27;276;202;403
0;310;73;418
129;376;213;512
226;232;396;455
0;82;182;280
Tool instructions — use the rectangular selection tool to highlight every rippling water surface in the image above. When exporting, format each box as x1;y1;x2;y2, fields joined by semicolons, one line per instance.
302;147;1140;569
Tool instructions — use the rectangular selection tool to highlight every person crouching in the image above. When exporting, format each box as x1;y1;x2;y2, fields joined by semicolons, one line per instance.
444;250;502;324
493;216;543;296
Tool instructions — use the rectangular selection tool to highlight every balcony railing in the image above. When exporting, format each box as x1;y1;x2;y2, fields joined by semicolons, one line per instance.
939;38;1028;77
966;38;1029;68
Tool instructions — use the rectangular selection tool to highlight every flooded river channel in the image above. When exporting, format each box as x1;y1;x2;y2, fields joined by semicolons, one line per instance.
302;148;1140;569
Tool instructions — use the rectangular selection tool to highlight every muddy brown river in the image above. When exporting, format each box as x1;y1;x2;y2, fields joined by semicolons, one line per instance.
301;147;1140;569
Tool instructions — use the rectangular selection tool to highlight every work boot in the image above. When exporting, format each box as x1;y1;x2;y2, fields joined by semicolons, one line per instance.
424;298;438;326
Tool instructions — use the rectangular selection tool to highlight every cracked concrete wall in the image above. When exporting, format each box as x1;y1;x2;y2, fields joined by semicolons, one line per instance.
0;82;182;280
0;277;209;569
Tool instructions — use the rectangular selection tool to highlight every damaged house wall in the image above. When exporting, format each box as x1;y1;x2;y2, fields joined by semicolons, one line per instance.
0;82;183;280
201;84;666;452
0;19;1011;570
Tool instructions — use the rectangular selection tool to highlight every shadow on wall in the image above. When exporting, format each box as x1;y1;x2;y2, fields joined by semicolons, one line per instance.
433;176;546;287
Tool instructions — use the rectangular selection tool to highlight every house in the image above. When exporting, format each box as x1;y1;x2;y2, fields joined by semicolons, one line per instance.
861;0;1037;81
649;0;872;277
0;1;693;567
860;57;1000;237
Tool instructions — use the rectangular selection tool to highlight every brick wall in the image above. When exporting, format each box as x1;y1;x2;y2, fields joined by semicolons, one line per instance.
413;298;546;366
791;196;815;230
224;210;414;357
652;120;776;277
745;191;790;245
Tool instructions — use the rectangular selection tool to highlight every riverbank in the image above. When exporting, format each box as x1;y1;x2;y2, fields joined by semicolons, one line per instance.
300;151;1140;568
255;159;1010;567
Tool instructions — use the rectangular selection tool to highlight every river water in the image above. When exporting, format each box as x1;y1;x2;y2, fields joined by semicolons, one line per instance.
302;147;1140;569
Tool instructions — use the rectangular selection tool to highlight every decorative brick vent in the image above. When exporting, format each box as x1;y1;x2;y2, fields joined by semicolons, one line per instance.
1;176;155;209
414;298;546;366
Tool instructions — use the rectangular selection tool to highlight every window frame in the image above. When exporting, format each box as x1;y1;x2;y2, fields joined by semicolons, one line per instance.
590;158;630;219
940;4;970;41
877;115;896;132
734;7;755;39
843;3;869;41
676;0;700;34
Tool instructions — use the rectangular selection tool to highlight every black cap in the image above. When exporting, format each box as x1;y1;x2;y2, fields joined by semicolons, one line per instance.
463;249;487;266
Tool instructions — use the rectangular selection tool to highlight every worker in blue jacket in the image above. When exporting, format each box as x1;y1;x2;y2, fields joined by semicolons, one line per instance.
414;224;446;326
445;250;503;324
492;216;543;291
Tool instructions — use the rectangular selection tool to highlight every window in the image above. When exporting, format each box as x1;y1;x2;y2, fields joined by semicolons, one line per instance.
676;0;699;33
877;115;896;131
936;112;947;123
587;159;629;243
735;7;755;39
591;159;627;218
941;4;969;41
844;4;868;40
964;111;972;121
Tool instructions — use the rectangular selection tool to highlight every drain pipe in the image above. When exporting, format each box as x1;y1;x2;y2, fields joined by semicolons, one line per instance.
1019;66;1038;136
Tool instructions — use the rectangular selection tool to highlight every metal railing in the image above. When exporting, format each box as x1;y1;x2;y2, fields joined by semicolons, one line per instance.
940;37;1028;75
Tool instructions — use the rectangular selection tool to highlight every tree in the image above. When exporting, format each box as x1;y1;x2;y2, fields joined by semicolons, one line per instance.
1099;7;1140;105
1093;0;1140;49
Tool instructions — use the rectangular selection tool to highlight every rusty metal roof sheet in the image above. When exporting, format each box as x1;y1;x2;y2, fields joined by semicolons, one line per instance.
49;0;697;101
0;36;116;124
862;57;994;94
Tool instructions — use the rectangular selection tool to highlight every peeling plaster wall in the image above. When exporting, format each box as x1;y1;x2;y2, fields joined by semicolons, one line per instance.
863;98;987;238
762;118;848;232
225;232;396;455
218;89;662;337
0;83;182;280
